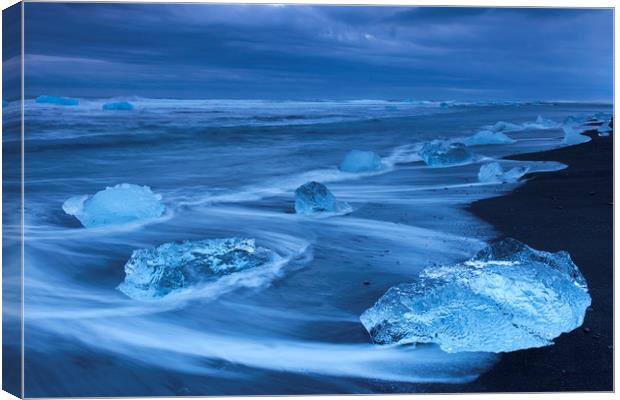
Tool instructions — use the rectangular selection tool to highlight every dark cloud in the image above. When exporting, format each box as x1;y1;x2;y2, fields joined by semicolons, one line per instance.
21;4;613;101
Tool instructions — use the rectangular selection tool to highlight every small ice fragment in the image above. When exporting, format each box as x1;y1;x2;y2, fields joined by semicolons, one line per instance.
62;183;165;227
339;150;382;173
491;121;521;132
360;238;591;353
117;238;277;300
385;105;398;111
528;115;560;129
294;181;350;215
478;162;504;182
464;130;516;146
419;140;473;167
563;116;591;145
502;166;530;182
488;117;559;132
102;101;134;111
478;163;530;183
62;194;90;216
35;95;79;106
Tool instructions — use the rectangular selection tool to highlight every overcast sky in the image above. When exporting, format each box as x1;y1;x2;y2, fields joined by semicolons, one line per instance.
22;4;613;101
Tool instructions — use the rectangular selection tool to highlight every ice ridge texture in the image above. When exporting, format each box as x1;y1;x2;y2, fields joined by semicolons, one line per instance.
419;140;473;167
117;238;276;300
360;238;591;353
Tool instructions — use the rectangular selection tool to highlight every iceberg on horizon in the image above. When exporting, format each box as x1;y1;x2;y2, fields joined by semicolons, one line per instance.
360;238;591;353
294;181;350;215
339;150;383;173
464;130;516;146
478;162;529;183
63;183;165;228
419;140;473;167
102;101;134;111
117;238;277;300
35;95;79;106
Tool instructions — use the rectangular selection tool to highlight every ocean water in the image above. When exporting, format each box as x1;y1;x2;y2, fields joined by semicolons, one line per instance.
2;98;611;396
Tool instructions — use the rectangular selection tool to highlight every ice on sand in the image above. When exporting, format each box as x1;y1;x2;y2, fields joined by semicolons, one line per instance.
294;181;350;215
339;150;383;173
464;130;516;146
117;238;278;300
360;238;591;353
63;183;165;227
419;140;473;167
478;162;529;183
563;116;591;145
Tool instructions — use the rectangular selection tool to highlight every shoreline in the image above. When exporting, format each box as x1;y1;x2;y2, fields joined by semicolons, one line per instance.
460;130;613;392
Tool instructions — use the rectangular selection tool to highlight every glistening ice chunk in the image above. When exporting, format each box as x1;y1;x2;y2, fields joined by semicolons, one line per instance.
419;140;473;167
63;183;165;227
339;150;382;172
117;238;276;300
102;101;134;111
502;166;529;182
477;162;504;182
488;117;559;132
294;181;350;215
464;130;516;146
478;162;529;183
527;115;561;129
360;238;591;353
490;121;521;132
35;95;79;106
563;116;591;145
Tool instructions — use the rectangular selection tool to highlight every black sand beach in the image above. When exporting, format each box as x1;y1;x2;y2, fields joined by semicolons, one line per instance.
462;129;613;392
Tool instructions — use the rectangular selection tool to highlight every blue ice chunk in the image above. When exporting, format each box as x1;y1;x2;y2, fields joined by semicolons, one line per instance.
117;238;277;300
385;105;398;112
35;95;79;106
563;116;591;145
419;140;473;167
2;100;7;108
464;130;516;146
360;238;591;353
477;162;504;182
490;121;521;132
502;166;530;182
102;101;134;111
478;162;529;183
530;115;560;129
62;183;165;227
339;150;383;173
294;181;350;215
